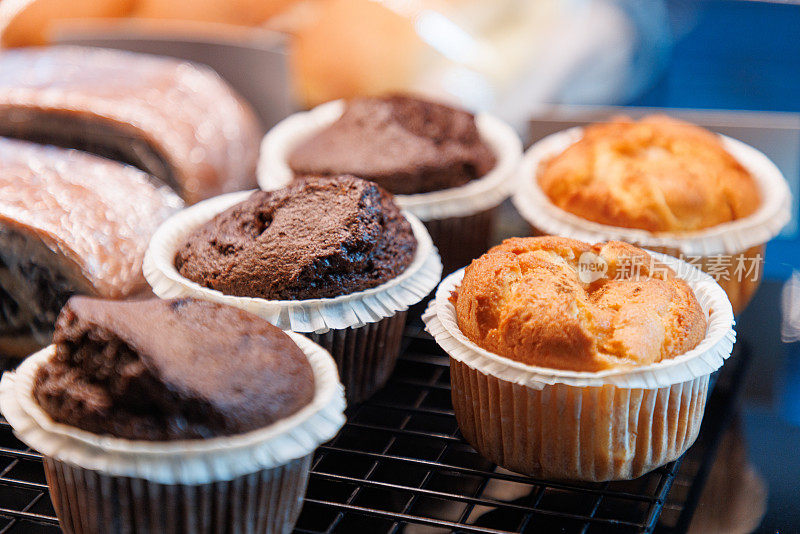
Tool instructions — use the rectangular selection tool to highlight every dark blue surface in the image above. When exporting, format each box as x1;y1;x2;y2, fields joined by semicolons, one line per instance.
632;1;800;113
630;0;800;281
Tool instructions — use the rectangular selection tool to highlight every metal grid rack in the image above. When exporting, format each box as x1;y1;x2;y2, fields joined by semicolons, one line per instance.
0;321;748;534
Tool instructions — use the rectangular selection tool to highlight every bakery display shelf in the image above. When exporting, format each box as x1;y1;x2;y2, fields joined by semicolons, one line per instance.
0;319;748;534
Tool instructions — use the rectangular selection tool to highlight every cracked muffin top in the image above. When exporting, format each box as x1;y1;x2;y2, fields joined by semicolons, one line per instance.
175;175;417;300
451;237;707;372
288;94;496;195
537;115;761;233
33;297;315;440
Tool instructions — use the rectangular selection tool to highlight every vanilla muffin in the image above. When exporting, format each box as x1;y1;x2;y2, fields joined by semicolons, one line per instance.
424;236;736;481
537;115;760;233
515;115;792;315
452;236;706;372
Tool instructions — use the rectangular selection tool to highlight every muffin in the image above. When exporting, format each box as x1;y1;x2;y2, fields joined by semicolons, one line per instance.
514;115;792;314
174;175;417;300
0;137;182;357
35;296;315;440
0;296;345;534
424;236;736;481
259;94;522;273
146;175;442;404
0;46;262;204
288;95;496;195
454;237;707;372
538;115;760;232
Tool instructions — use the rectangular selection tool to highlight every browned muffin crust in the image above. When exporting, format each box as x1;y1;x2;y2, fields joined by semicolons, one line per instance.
175;175;417;300
537;115;761;232
288;94;496;195
452;237;707;372
34;297;315;441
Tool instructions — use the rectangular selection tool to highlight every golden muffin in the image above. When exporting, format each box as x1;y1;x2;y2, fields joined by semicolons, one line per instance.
452;236;706;372
537;115;761;233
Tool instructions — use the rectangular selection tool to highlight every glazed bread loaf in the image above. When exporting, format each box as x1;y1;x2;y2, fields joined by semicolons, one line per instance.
537;115;761;232
0;138;181;356
0;46;262;204
452;236;707;372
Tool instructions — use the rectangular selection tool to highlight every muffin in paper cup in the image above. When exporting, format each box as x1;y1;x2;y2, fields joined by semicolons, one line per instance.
143;190;442;404
257;99;523;273
0;332;345;534
512;126;792;314
423;250;735;481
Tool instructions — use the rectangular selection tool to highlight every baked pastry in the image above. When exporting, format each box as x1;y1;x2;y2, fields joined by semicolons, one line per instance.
537;115;761;233
425;235;735;481
0;297;343;533
175;175;417;299
452;236;706;372
288;94;496;195
515;114;791;315
34;296;315;440
0;138;181;356
0;46;262;204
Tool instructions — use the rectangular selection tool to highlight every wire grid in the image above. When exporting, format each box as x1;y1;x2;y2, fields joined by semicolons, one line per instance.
0;324;743;534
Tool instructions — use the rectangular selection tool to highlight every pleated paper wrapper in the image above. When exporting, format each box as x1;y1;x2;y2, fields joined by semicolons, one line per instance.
143;190;442;334
512;126;792;257
257;99;524;222
423;251;736;480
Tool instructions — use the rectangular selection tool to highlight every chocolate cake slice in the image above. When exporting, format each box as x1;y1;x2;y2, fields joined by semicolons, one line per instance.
289;94;497;194
175;175;417;300
0;46;262;204
0;138;182;356
34;297;315;440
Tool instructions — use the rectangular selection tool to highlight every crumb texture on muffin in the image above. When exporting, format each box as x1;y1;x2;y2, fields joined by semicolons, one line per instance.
452;237;707;372
537;115;761;232
175;175;417;300
33;297;315;440
288;94;496;195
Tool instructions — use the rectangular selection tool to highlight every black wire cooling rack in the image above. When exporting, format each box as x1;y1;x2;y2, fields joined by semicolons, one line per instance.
0;321;748;534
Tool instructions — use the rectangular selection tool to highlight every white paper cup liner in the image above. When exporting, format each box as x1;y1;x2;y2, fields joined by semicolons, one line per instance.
0;332;346;485
512;126;792;256
143;190;442;334
257;99;523;221
423;250;736;390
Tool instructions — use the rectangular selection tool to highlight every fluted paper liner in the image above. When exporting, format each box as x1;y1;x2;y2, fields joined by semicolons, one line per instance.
512;126;792;257
423;251;735;480
308;311;407;405
257;100;524;221
143;190;442;334
44;454;311;534
0;332;345;485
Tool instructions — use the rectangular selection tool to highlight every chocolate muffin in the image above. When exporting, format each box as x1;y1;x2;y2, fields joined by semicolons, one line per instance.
175;175;417;300
288;95;496;195
33;297;315;440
